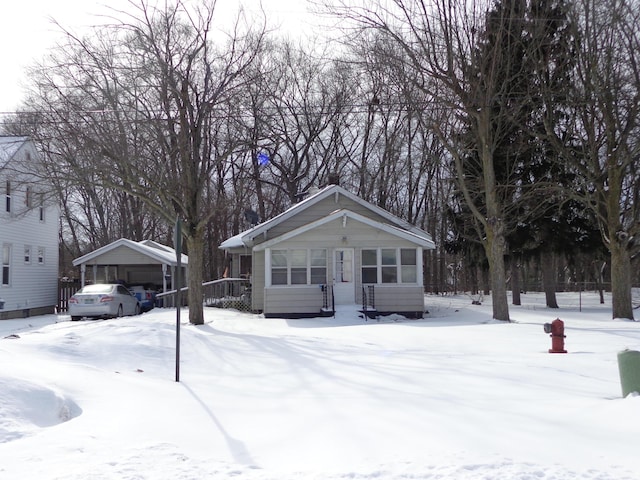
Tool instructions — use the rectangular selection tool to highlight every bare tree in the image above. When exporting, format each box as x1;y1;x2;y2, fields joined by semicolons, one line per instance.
23;0;266;324
542;0;640;319
321;0;545;320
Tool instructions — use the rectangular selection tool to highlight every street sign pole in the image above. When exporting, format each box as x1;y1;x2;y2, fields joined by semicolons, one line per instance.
174;217;182;382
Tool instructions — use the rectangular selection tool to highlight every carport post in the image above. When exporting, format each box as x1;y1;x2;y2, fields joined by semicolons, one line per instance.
174;217;182;382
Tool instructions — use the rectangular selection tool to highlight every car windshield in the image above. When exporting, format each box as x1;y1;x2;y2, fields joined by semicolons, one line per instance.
79;285;114;294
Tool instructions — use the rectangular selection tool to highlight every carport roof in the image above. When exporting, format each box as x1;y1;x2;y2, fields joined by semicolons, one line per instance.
72;238;188;267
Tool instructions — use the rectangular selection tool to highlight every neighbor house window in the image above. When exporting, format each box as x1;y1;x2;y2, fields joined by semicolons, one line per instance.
39;193;45;222
24;246;31;264
25;185;32;207
2;244;10;286
269;248;327;286
4;180;10;213
361;248;419;284
37;247;45;265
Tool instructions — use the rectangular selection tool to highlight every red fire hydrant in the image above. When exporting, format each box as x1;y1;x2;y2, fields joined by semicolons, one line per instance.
544;319;567;354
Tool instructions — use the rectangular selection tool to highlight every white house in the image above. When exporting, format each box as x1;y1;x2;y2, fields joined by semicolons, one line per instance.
220;183;435;318
0;136;59;319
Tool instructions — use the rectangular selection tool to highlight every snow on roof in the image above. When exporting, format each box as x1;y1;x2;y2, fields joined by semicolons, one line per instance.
72;238;188;266
0;136;29;163
219;184;434;250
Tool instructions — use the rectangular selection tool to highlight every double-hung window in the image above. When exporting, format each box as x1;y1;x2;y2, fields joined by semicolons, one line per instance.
361;248;419;284
4;180;10;213
270;249;327;285
2;244;10;286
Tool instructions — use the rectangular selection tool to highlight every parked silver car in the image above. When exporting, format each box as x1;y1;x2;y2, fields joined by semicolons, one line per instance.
69;284;141;321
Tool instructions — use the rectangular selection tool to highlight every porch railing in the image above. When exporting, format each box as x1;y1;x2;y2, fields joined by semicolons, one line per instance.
362;285;377;319
321;284;334;315
156;278;252;312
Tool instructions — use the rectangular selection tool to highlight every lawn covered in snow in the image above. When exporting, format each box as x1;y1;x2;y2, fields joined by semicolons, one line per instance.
1;292;639;479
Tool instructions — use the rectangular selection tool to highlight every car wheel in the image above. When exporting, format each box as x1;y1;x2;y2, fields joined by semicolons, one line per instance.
135;303;141;316
71;316;81;321
117;304;123;318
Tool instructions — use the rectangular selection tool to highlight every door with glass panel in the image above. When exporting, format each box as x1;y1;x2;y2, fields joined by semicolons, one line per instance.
333;248;355;304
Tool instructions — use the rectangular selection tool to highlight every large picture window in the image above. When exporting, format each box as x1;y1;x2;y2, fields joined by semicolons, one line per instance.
270;249;327;286
361;248;419;284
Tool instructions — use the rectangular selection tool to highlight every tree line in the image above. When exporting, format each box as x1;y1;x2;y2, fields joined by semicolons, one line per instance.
1;0;638;323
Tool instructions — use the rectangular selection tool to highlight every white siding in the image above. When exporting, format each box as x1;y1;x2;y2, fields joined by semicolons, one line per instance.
0;140;59;316
263;286;325;315
258;216;425;317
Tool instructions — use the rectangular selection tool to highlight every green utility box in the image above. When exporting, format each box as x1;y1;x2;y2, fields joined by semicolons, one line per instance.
617;349;640;397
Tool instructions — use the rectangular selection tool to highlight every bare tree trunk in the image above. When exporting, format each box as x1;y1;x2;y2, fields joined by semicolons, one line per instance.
610;237;633;319
186;232;204;325
541;251;559;308
511;257;521;306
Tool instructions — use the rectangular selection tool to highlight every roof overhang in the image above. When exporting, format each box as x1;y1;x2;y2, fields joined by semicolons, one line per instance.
253;209;436;252
219;184;434;250
72;238;188;267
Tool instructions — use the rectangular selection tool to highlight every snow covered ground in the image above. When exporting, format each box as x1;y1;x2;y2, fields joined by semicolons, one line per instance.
1;292;639;479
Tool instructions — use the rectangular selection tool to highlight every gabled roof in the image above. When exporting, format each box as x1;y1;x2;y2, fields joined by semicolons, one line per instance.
72;238;188;266
220;184;434;249
0;136;30;164
253;209;435;251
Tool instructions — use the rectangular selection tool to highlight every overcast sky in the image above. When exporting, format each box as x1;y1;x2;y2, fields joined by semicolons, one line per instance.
0;0;314;114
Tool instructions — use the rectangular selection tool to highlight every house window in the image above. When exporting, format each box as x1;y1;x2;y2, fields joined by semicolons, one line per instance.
401;249;418;283
310;249;327;284
291;250;307;285
271;250;288;285
4;180;10;213
24;246;31;264
25;186;32;207
39;193;45;222
239;254;251;278
270;248;327;286
381;248;398;283
361;249;378;283
2;244;10;286
37;247;45;265
361;248;419;284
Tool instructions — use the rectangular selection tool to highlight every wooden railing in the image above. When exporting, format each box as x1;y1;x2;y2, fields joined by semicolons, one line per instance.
156;278;252;312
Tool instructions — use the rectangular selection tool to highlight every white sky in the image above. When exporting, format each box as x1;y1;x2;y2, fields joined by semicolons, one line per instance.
0;0;316;113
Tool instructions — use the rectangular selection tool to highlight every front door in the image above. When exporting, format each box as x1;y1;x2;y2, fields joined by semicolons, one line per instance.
333;248;355;304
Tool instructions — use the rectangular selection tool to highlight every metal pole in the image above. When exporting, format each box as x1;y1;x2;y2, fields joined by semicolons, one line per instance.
174;218;182;382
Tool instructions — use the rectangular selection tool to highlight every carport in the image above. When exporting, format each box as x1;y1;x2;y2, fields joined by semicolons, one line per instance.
72;238;188;293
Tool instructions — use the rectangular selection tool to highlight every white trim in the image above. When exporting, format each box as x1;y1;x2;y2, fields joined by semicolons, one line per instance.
253;209;435;252
73;238;188;267
220;184;435;249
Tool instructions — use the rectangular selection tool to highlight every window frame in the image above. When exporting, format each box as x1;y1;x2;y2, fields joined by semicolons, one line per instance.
361;247;420;285
4;180;10;213
268;248;327;286
2;244;11;286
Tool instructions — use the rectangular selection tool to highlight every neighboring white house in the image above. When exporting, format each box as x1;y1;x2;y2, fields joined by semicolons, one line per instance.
0;136;59;319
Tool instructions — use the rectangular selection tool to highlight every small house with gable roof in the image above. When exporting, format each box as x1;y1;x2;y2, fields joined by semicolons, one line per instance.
220;184;435;318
